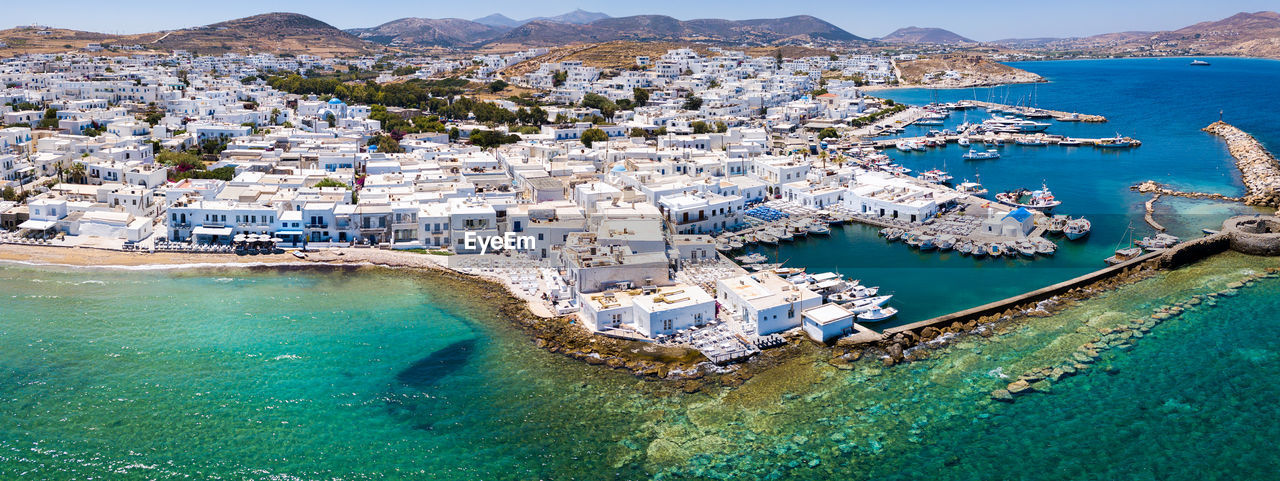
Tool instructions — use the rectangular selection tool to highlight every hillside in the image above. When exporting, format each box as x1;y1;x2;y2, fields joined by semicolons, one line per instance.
892;56;1043;88
348;18;508;47
0;27;127;55
879;27;973;44
493;14;861;47
130;13;382;56
1002;11;1280;59
474;9;610;28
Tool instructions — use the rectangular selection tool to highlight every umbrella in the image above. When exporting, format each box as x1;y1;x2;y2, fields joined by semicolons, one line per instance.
269;237;283;243
234;234;247;243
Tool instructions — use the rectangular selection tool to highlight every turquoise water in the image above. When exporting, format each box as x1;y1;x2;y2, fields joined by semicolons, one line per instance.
3;254;1279;479
743;57;1278;325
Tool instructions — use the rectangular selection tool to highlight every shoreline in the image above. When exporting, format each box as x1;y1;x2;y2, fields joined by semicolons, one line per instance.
860;77;1045;92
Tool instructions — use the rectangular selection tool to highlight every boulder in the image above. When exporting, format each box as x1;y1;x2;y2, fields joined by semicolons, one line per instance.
991;389;1015;403
1007;380;1033;394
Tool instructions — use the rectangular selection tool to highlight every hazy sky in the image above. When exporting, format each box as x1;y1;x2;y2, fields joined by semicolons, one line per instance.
9;0;1278;41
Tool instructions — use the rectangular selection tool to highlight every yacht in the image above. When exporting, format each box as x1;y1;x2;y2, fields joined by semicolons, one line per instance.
1057;138;1083;146
857;306;899;323
957;137;971;147
845;295;893;313
983;115;1050;133
1190;59;1211;66
962;148;1001;160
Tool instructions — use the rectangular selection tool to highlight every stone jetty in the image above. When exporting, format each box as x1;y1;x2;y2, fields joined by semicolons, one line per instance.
1203;121;1280;207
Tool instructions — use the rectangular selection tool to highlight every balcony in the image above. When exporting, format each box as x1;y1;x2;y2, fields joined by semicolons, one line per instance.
305;223;329;229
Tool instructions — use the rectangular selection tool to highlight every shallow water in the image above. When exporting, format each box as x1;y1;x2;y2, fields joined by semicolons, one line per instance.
2;252;1279;479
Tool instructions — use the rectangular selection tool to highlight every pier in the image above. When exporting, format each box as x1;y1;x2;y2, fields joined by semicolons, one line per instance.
967;100;1108;123
867;132;1140;150
1203;121;1280;207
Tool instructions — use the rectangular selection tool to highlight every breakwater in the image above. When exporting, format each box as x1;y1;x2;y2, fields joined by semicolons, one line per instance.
1136;122;1280;207
968;100;1107;122
847;215;1276;365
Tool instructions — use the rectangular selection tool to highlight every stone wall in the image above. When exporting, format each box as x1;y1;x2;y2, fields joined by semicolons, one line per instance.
1225;216;1280;256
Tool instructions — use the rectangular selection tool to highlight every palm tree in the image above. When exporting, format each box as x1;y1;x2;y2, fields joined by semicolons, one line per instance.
67;163;86;184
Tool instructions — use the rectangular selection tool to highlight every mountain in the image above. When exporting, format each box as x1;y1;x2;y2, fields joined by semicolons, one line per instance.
999;11;1280;59
473;9;610;28
347;18;507;47
494;14;861;46
134;13;380;55
473;14;522;29
878;27;973;44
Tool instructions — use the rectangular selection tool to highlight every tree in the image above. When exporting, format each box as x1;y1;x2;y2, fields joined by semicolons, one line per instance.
0;186;16;201
691;121;711;135
469;130;521;149
368;134;403;153
552;71;567;87
325;112;336;127
488;80;509;93
144;110;164;126
715;121;728;133
682;96;702;111
38;108;58;129
580;93;618;119
66;162;87;184
581;128;608;148
818;127;839;140
629;127;649;137
314;178;350;189
774;49;783;69
633;88;649;107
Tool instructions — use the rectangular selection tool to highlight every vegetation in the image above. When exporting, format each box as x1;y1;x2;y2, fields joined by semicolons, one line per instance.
367;134;403;153
313;178;350;189
156;149;234;181
37;108;58;129
487;80;508;93
469;130;522;149
848;104;907;127
691;121;712;134
682;96;703;111
580;128;609;147
632;88;649;107
818;127;839;140
580;93;618;119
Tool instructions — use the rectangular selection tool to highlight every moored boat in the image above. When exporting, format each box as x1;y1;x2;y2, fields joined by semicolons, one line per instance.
857;307;899;323
1064;218;1092;240
962;148;1001;160
995;183;1062;211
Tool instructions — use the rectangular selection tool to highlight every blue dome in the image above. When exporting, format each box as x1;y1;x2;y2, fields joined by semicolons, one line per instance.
611;164;627;172
328;98;344;105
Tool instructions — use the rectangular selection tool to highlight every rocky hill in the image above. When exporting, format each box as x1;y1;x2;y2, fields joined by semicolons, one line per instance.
348;18;507;47
879;27;973;44
493;14;861;47
474;9;610;28
999;11;1280;59
133;13;380;56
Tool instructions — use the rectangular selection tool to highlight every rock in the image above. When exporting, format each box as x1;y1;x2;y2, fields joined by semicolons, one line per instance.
1072;352;1095;364
882;356;897;367
990;389;1015;403
1018;372;1045;383
842;351;862;362
1059;364;1077;374
1030;380;1052;393
920;327;941;341
1007;380;1032;394
887;343;904;361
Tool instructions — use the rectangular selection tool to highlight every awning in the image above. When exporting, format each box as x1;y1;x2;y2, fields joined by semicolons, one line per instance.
18;219;57;230
274;230;304;236
192;226;234;236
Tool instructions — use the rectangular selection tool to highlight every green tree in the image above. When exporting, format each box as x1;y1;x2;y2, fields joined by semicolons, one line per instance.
38;108;58;129
314;178;350;189
580;128;608;148
818;127;839;140
0;186;16;201
629;127;649;137
580;93;618;119
691;121;711;135
469;130;522;149
552;71;567;87
682;96;702;111
368;134;403;153
488;80;509;93
715;121;728;133
632;88;649;107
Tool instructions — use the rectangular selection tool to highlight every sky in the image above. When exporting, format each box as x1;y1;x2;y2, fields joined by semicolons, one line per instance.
8;0;1279;41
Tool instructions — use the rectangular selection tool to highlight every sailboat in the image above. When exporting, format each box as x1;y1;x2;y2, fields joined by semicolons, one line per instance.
1104;223;1144;265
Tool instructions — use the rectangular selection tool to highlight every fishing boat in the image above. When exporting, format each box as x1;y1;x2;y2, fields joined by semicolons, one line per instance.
1035;239;1057;256
956;178;989;197
1064;218;1092;240
1136;233;1180;250
857;306;899;323
1190;59;1210;66
935;234;956;251
955;241;973;256
1095;134;1135;149
1045;215;1069;235
995;184;1062;211
917;234;938;251
1057;138;1083;146
735;253;769;264
728;238;744;250
807;223;831;236
962;148;1001;160
757;232;778;245
1105;247;1144;265
919;169;954;184
777;229;795;242
772;267;806;277
1016;241;1037;258
715;242;733;252
971;243;988;258
987;243;1003;257
957;137;971;147
903;231;922;248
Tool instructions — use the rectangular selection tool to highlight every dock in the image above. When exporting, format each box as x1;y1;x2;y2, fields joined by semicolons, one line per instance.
867;132;1140;150
967;100;1107;123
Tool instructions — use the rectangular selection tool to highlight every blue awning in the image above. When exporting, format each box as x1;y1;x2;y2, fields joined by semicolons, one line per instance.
274;230;304;236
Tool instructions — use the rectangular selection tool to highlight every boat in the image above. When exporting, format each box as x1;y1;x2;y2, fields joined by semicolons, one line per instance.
1190;59;1210;66
995;183;1062;211
1057;138;1083;146
728;239;744;250
844;295;893;313
1064;218;1092;241
1045;215;1069;235
857;307;899;323
1105;247;1144;265
1014;137;1048;146
715;242;733;252
957;137;971;147
1136;233;1180;250
971;243;988;258
903;231;922;248
962;148;1001;160
1059;113;1083;122
919;169;954;184
987;243;1003;257
935;235;956;251
956;178;989;197
917;234;938;251
983;115;1050;133
808;223;831;236
777;229;794;242
1095;134;1135;149
896;140;924;152
735;253;769;264
1035;239;1057;256
1016;241;1037;257
757;232;779;245
915;118;945;126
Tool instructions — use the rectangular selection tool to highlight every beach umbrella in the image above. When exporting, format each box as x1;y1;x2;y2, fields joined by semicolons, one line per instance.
234;234;247;243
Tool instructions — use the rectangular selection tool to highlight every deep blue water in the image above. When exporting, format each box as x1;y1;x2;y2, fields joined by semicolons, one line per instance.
745;57;1280;326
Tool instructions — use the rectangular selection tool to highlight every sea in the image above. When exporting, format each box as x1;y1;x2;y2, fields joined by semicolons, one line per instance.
3;57;1280;480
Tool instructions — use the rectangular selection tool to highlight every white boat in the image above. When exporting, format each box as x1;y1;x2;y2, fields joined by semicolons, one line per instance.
807;223;831;236
896;140;923;152
983;115;1050;133
1190;59;1211;66
1136;233;1180;250
935;235;956;251
962;148;1000;160
956;179;989;197
1057;138;1083;146
1015;137;1048;146
1095;134;1136;149
995;184;1062;211
1064;218;1092;241
957;137;971;147
1035;239;1057;256
757;232;779;245
844;295;893;312
1016;241;1037;257
919;169;953;184
1105;247;1144;265
857;307;899;322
